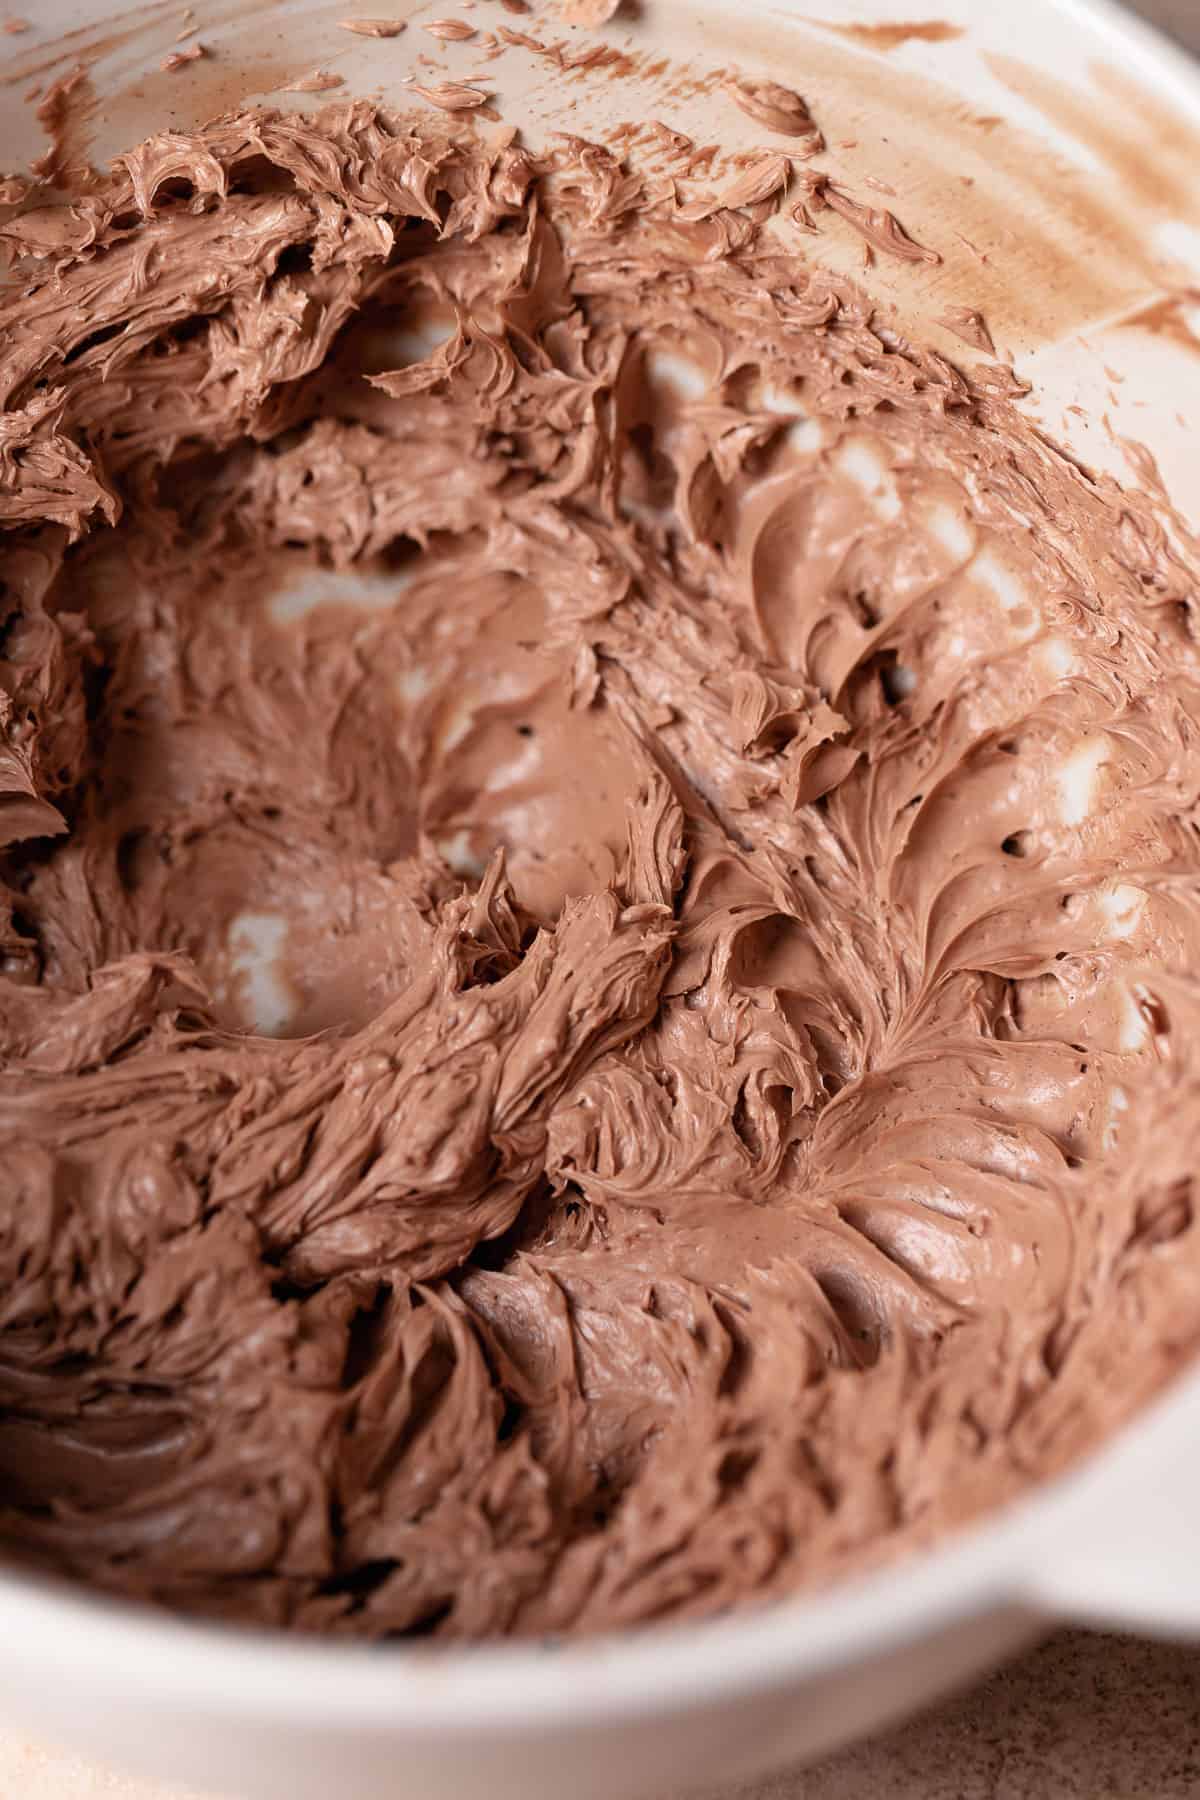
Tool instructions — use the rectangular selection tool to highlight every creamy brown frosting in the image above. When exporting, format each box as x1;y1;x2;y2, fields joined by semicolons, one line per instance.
2;100;1200;1640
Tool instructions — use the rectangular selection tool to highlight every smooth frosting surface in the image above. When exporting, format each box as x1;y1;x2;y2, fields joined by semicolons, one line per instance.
2;101;1200;1639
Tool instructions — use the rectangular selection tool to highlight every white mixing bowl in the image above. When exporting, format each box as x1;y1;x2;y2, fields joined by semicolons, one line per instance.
2;2;1200;1795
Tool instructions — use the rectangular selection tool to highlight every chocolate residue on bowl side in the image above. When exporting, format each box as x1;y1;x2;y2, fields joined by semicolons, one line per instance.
816;20;963;51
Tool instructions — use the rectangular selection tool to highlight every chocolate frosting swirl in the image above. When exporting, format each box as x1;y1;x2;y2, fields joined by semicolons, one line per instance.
0;102;1199;1638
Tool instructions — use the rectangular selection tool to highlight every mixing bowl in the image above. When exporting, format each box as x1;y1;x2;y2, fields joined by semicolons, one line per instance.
2;2;1200;1795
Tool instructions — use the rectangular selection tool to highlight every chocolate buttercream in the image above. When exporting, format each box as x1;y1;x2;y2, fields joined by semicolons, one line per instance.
1;100;1200;1640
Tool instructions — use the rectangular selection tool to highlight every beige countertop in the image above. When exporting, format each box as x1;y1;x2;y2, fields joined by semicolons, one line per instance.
3;2;1198;1796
